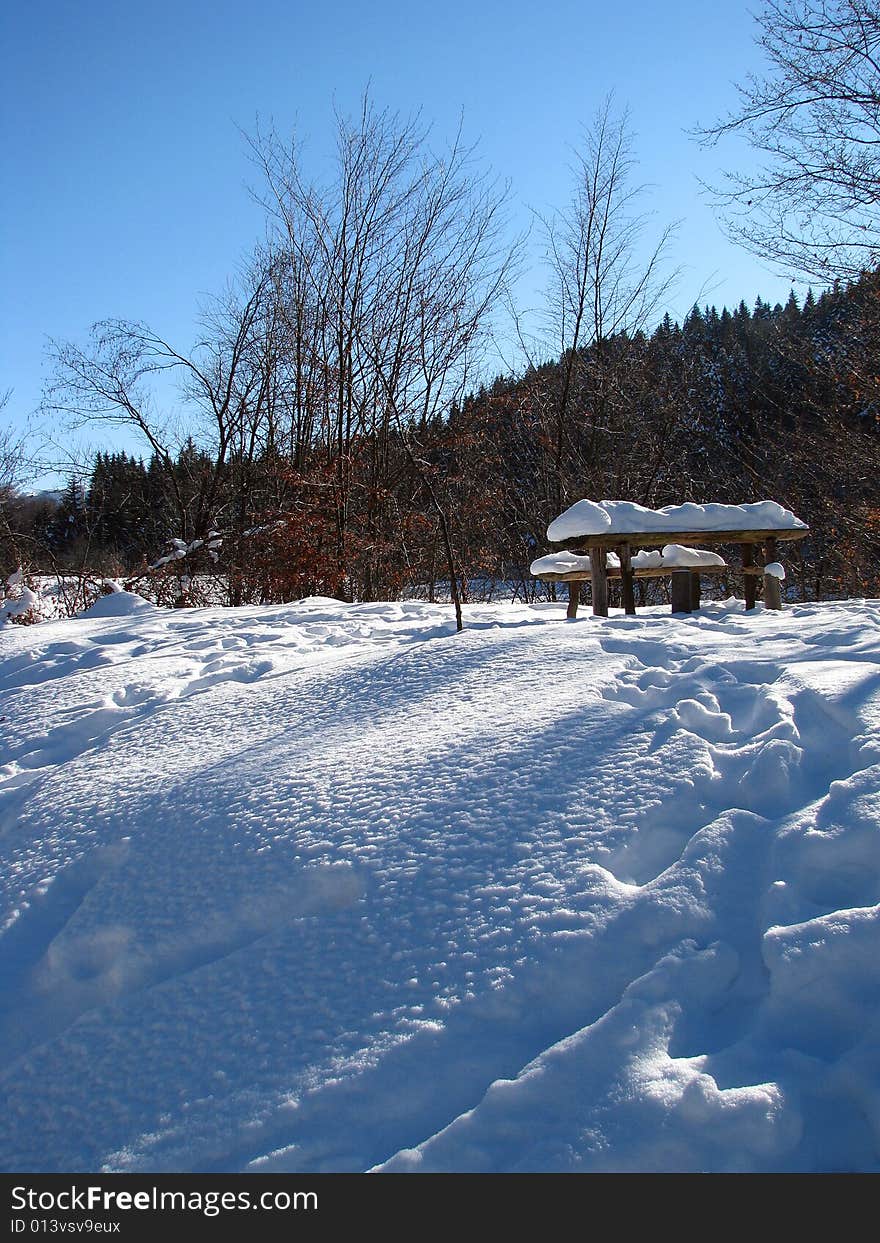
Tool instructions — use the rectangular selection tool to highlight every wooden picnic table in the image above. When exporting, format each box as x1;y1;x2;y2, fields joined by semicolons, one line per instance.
542;526;809;618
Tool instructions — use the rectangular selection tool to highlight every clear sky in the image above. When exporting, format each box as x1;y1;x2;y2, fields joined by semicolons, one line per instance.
1;0;801;478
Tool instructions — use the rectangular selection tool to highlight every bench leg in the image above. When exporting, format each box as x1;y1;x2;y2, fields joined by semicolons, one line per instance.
763;536;782;610
566;582;580;619
690;571;701;611
671;570;693;613
763;573;782;610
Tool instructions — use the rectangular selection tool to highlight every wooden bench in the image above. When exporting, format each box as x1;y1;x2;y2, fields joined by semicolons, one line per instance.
532;553;728;618
533;527;808;618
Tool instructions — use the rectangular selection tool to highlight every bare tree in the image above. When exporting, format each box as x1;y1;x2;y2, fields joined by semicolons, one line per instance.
0;391;33;575
698;0;880;282
0;390;27;497
44;96;517;614
251;95;517;617
44;263;276;547
525;99;677;516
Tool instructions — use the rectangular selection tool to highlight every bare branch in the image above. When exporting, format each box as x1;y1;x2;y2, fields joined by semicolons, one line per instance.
696;0;880;281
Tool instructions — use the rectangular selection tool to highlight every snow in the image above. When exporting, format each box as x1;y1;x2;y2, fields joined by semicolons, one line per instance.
531;545;726;576
2;575;132;625
547;499;807;542
78;590;157;619
765;562;786;580
530;551;593;575
617;549;662;570
1;586;39;622
529;551;591;574
0;594;878;1173
658;545;727;568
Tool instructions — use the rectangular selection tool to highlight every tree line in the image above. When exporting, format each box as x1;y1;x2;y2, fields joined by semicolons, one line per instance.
5;271;880;608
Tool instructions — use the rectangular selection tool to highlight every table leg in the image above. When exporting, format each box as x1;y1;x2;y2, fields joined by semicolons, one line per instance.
742;544;757;609
619;542;636;615
589;547;608;617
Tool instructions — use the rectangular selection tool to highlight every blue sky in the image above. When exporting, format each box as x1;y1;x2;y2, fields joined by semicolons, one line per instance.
1;0;800;477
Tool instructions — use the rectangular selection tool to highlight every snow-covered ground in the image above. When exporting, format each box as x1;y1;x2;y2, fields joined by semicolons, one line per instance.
1;593;878;1173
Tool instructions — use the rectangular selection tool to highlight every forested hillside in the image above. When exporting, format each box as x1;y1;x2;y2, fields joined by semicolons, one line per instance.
5;273;880;609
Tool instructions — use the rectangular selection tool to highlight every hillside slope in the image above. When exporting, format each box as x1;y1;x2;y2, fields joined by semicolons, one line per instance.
1;595;878;1172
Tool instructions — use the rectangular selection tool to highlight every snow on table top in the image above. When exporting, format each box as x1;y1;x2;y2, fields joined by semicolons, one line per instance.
1;594;878;1175
547;499;807;542
531;545;727;576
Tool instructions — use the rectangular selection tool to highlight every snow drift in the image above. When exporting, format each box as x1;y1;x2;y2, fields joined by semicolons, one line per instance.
0;595;878;1172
